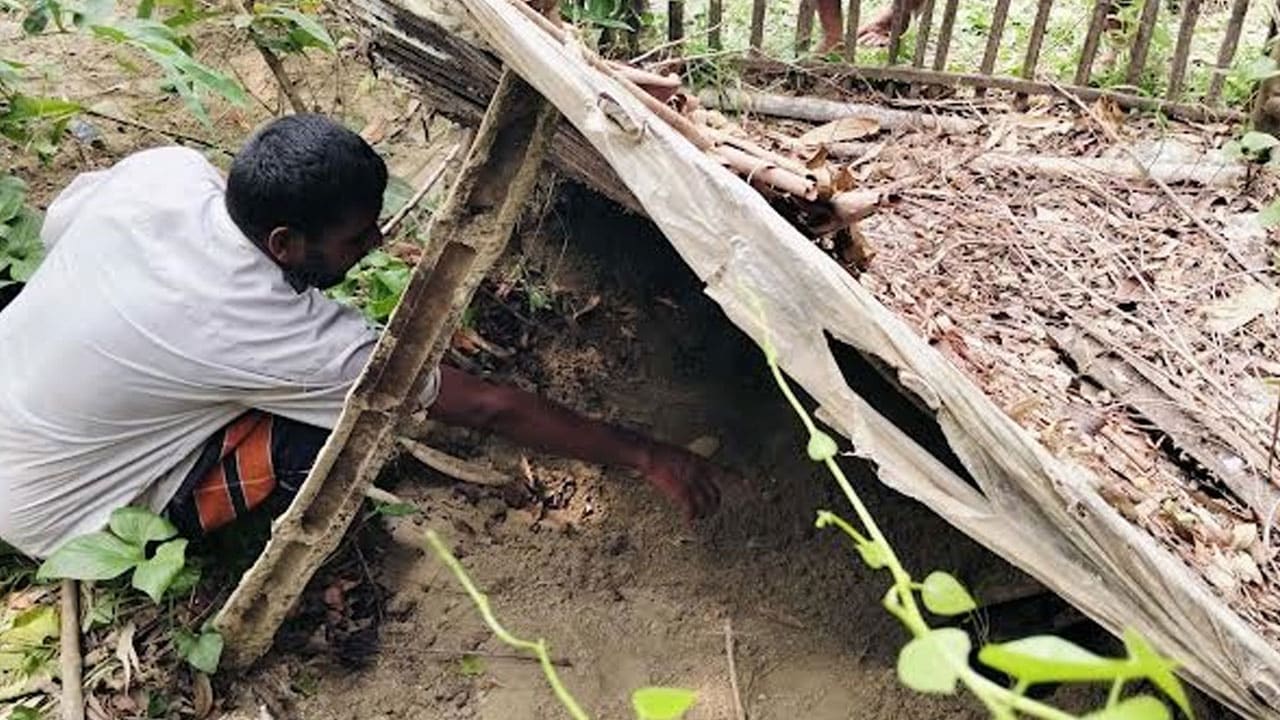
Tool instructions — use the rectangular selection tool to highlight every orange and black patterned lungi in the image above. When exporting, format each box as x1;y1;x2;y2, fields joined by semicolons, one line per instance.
165;411;329;536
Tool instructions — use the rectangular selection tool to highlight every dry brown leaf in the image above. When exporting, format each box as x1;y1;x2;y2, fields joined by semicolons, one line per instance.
193;672;214;719
799;117;881;146
1203;284;1280;334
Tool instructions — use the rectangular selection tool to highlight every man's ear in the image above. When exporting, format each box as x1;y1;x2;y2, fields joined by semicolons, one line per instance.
264;226;305;266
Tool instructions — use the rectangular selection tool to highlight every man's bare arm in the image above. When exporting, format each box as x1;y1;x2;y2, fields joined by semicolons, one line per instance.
429;365;726;519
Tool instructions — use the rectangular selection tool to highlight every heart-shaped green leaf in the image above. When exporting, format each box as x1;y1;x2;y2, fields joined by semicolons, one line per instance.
109;507;178;546
176;628;223;675
897;628;971;694
38;531;143;581
920;572;976;616
978;635;1125;685
131;538;187;603
631;687;697;720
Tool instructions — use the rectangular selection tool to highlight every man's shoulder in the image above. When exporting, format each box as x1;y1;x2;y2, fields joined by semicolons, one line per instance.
115;145;220;183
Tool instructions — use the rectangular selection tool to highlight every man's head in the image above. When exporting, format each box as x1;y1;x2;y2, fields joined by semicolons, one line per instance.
226;114;387;290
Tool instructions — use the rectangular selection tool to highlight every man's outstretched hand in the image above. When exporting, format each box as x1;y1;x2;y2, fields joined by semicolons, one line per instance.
433;366;734;521
639;443;733;521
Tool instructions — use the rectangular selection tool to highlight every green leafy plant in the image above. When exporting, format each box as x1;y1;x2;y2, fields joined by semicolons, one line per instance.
0;604;60;703
173;627;223;675
38;508;188;604
0;58;80;156
754;299;1192;720
328;250;412;325
1222;130;1280;227
236;1;335;55
89;19;248;124
0;176;44;289
37;508;221;675
423;530;697;720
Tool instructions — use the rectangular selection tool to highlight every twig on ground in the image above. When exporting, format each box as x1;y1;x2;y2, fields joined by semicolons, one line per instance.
364;486;407;506
1051;81;1271;285
59;580;84;720
724;619;746;720
1268;388;1280;482
421;647;574;667
380;140;464;237
398;437;511;487
84;110;233;154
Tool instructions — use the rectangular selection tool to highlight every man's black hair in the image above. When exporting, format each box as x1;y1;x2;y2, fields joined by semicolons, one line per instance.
226;113;387;244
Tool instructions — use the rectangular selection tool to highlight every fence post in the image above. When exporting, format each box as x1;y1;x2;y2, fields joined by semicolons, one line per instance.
1207;0;1252;104
668;0;685;46
1167;0;1204;99
750;0;767;53
708;0;723;49
796;0;817;53
1125;0;1162;86
931;0;958;71
843;0;861;61
1075;0;1112;86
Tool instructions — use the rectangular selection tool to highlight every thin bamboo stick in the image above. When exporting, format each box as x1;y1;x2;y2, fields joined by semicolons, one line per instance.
979;0;1013;74
708;0;723;49
1125;0;1162;86
931;0;959;71
1021;0;1054;79
668;0;685;44
1207;0;1251;103
844;0;861;61
1075;0;1113;86
887;0;909;64
750;0;767;51
1167;0;1204;99
796;0;817;54
912;0;937;68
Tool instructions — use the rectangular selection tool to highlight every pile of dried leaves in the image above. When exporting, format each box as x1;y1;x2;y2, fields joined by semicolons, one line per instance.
825;98;1280;646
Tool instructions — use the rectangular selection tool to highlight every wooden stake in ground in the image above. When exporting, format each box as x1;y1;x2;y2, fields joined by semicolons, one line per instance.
214;69;559;669
59;580;84;720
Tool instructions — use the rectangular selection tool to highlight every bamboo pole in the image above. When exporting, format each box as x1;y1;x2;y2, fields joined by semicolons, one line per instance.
667;0;685;45
796;0;817;54
1125;0;1162;86
1207;0;1251;103
1167;0;1204;99
887;0;909;63
1075;0;1113;86
708;0;723;49
750;0;767;52
931;0;959;71
911;0;937;69
976;0;1013;95
843;0;861;61
1021;0;1054;79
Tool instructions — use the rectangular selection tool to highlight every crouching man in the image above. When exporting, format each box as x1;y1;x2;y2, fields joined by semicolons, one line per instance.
0;114;729;558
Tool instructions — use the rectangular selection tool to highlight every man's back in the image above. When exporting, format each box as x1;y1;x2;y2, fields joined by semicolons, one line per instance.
0;147;375;557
